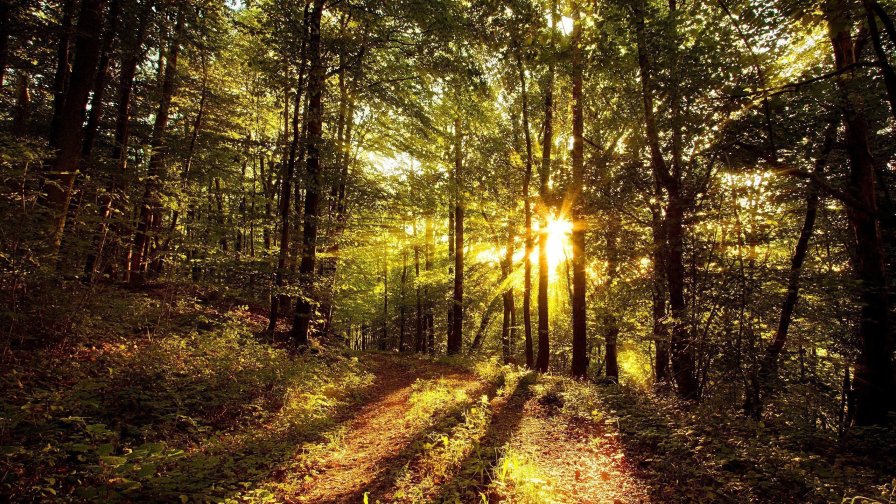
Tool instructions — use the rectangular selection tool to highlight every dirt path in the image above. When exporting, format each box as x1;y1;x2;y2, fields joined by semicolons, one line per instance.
295;354;482;504
491;394;649;503
292;356;645;503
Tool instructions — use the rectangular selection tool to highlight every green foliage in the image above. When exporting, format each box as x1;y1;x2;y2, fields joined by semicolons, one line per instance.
0;289;374;501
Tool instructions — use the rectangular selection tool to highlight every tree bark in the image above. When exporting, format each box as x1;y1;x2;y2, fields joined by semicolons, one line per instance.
604;223;620;382
81;0;122;162
290;0;326;346
49;0;74;143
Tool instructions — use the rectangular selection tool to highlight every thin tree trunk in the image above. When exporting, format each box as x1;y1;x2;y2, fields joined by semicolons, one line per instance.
290;0;326;346
12;72;30;137
743;120;836;419
449;117;464;354
414;221;423;352
81;0;122;162
570;3;588;378
501;220;516;364
516;53;535;369
864;0;896;122
424;216;435;353
269;0;311;333
400;247;407;351
470;296;500;352
49;0;74;142
604;223;620;382
651;201;670;383
130;6;183;285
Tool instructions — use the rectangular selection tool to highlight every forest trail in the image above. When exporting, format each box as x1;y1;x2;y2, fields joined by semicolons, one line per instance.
295;354;486;503
293;354;647;503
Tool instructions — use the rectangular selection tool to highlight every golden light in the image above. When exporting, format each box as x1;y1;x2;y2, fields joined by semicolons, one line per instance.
529;213;573;278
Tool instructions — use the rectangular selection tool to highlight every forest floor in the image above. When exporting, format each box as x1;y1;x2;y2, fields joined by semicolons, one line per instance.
291;353;647;504
2;285;895;503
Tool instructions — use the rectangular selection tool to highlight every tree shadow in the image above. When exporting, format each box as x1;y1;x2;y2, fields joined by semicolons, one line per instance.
427;374;535;503
314;378;502;504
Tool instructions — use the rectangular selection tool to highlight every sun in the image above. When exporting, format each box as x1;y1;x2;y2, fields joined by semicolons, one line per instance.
529;213;573;277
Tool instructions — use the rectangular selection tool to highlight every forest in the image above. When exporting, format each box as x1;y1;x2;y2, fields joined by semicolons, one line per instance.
2;0;896;501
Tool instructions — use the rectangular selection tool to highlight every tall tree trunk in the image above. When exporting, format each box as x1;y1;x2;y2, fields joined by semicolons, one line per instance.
570;3;588;378
448;117;464;354
864;0;896;122
81;0;122;162
382;256;389;350
424;216;435;353
516;53;535;369
269;0;311;333
414;221;423;352
87;0;153;280
49;0;74;142
633;0;698;398
44;0;107;261
743;120;836;420
825;0;895;426
130;6;183;285
604;223;620;382
290;0;326;346
536;0;557;373
399;247;407;351
501;220;516;364
651;200;670;383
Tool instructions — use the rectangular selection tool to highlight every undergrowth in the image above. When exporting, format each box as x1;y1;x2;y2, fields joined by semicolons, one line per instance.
0;287;373;502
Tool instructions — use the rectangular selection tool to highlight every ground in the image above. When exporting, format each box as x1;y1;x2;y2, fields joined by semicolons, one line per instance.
2;288;895;503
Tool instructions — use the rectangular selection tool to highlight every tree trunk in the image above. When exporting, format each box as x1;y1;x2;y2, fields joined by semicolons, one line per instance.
633;0;698;398
651;202;670;383
516;53;535;369
603;222;620;382
744;122;836;419
536;0;557;373
87;0;153;280
49;0;74;143
269;0;311;333
825;0;895;426
501;220;516;364
290;0;326;346
471;296;500;352
399;247;408;352
44;0;107;261
12;72;30;137
130;6;183;285
424;216;435;353
448;117;464;354
81;0;122;162
865;0;896;122
570;4;588;378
